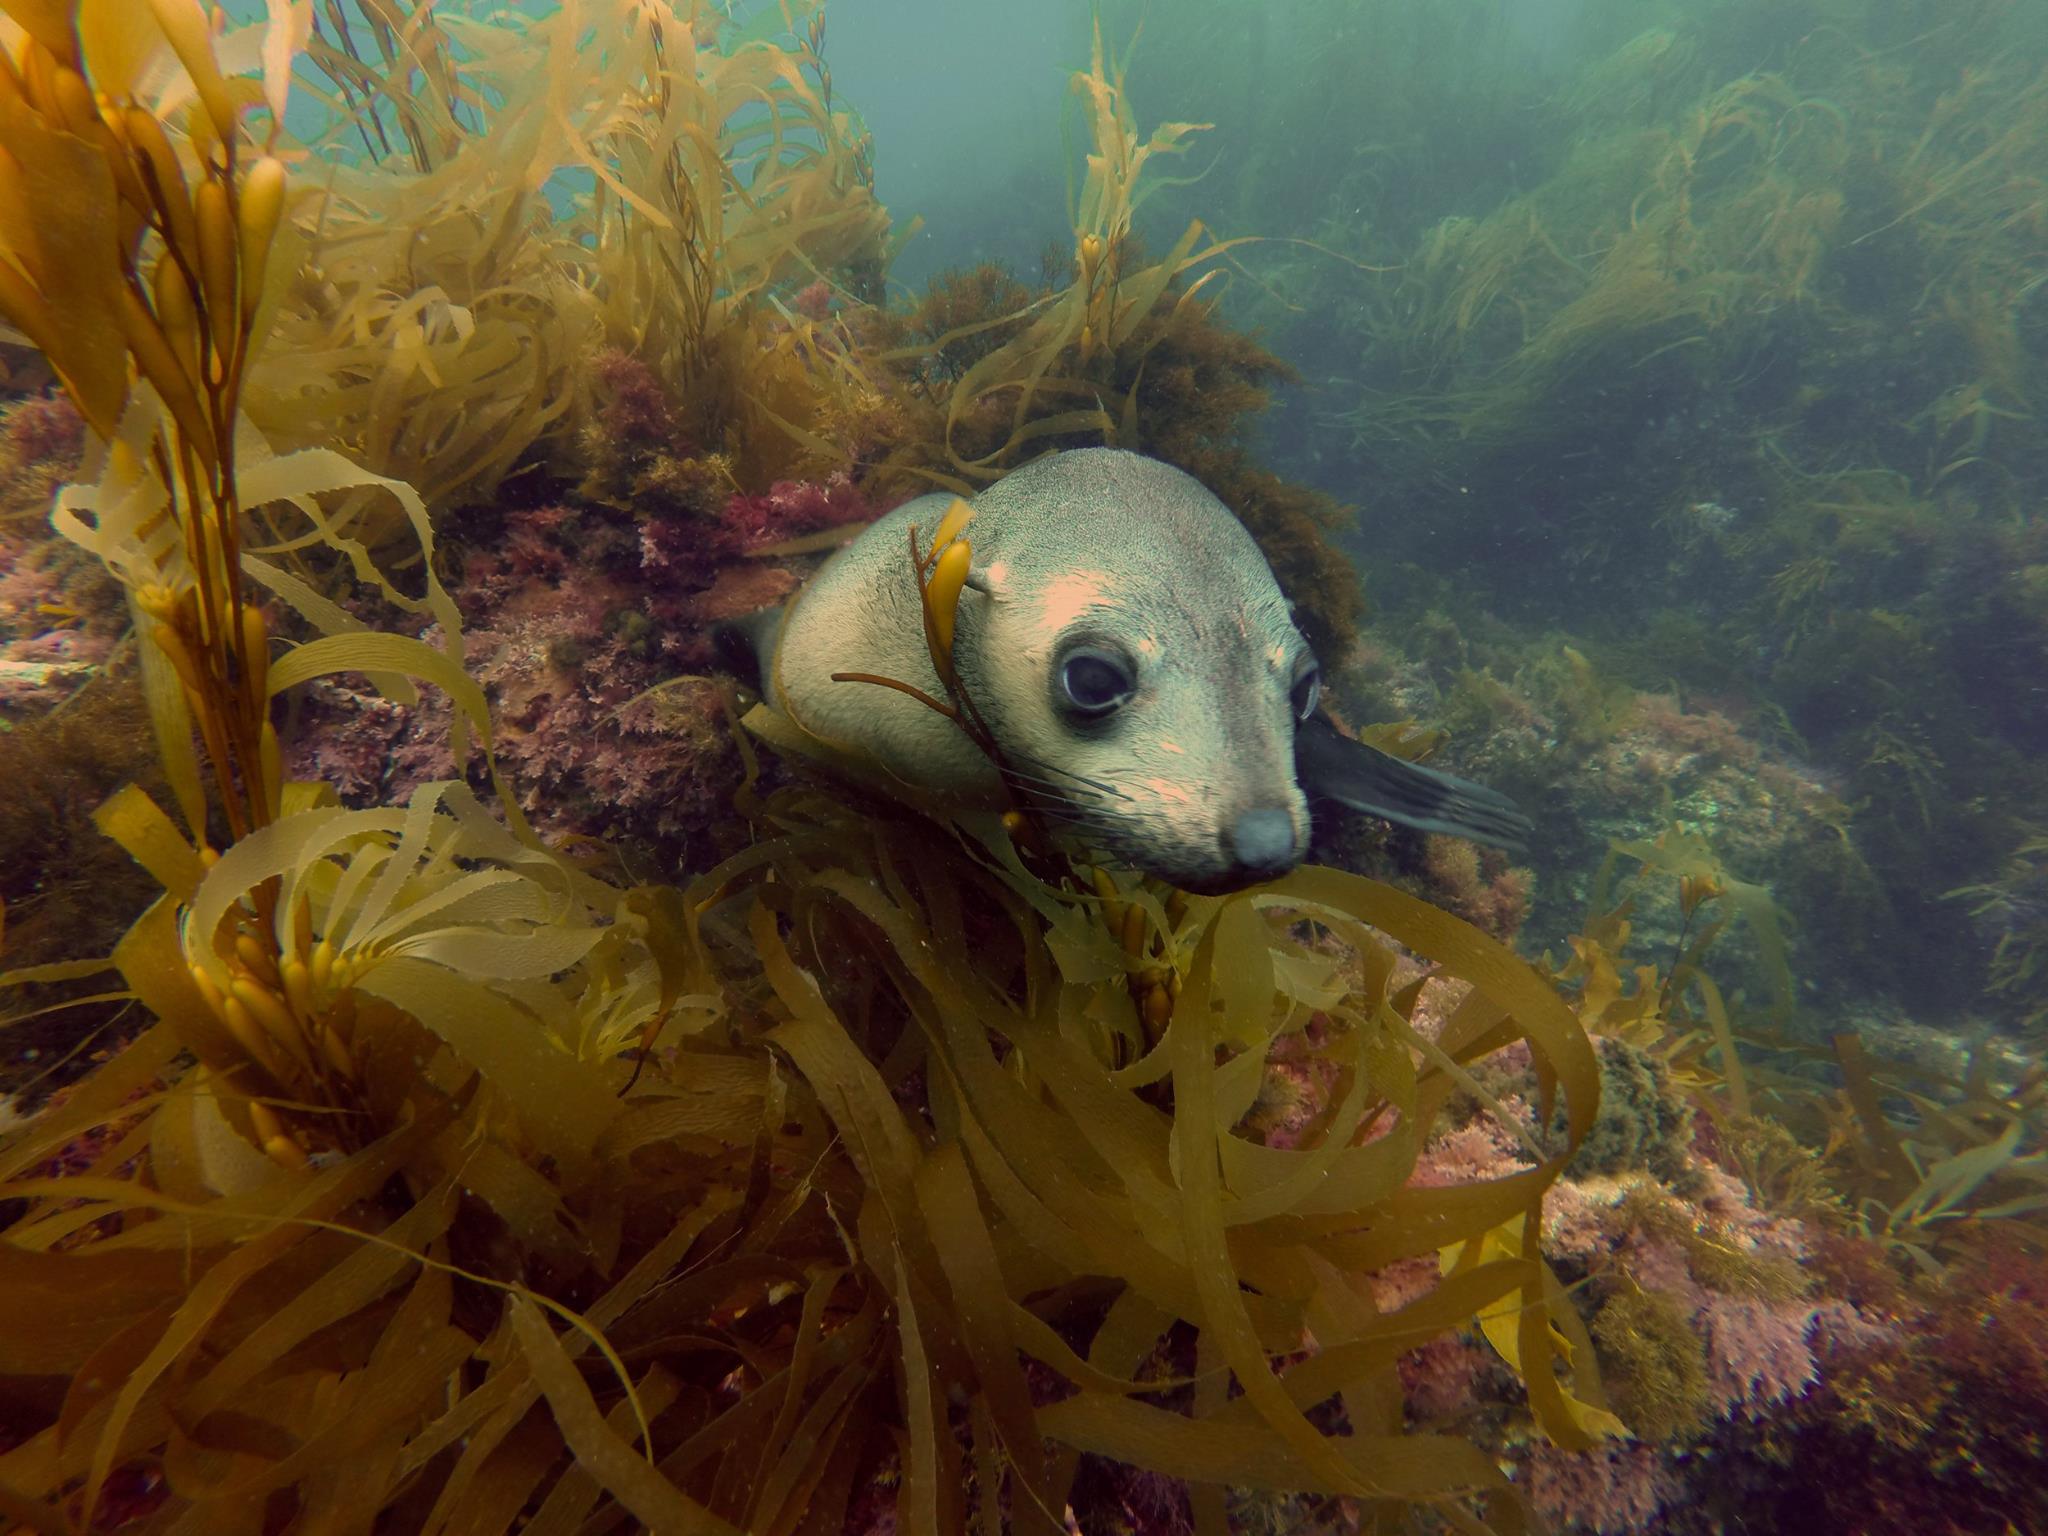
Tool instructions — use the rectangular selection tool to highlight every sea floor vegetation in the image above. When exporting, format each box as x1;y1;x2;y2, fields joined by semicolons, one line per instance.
0;3;2043;1535
1133;0;2048;1029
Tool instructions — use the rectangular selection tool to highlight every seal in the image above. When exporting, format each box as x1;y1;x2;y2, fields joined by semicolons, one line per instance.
731;447;1531;893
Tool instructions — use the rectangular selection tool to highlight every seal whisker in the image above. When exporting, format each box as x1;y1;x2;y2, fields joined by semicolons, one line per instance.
1012;791;1111;828
1006;787;1115;822
1004;774;1115;815
999;775;1114;818
1016;802;1113;836
1031;807;1124;845
1002;752;1134;802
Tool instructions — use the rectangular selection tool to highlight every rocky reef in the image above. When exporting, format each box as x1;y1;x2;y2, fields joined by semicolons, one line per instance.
0;2;2041;1534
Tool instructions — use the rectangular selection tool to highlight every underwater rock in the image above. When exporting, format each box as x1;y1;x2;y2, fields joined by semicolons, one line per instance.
639;470;883;573
1520;1442;1679;1536
0;656;96;709
279;487;891;871
1474;1034;1694;1184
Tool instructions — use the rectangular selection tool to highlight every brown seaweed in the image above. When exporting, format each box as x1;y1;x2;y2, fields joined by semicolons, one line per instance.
0;6;1619;1531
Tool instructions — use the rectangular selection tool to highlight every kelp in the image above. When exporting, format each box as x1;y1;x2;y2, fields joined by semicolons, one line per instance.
1947;831;2048;1030
1797;1032;2048;1268
859;28;1366;657
1236;0;2048;1019
882;21;1247;485
714;743;1617;1528
2;765;1616;1531
1551;826;1763;1129
246;0;893;521
0;3;1622;1530
1324;29;1886;459
1602;817;1794;1029
1558;816;2048;1269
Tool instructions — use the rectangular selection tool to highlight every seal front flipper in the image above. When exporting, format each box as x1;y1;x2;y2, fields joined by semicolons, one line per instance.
1296;714;1534;853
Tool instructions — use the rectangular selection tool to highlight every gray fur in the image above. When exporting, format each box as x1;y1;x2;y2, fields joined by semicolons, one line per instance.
760;448;1313;891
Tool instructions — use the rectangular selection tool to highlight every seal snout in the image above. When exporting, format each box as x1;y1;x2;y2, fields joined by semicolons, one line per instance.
1225;806;1300;879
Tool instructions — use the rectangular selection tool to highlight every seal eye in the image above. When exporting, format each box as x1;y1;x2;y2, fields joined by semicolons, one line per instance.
1058;648;1135;718
1291;660;1322;722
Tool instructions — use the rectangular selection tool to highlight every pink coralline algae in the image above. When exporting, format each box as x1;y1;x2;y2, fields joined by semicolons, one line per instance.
1242;1016;1346;1150
792;279;835;321
285;677;447;803
1398;1328;1495;1424
0;394;84;472
1270;1037;1865;1536
1408;1111;1533;1188
284;479;887;870
1701;1293;1821;1412
589;347;683;450
1521;1443;1678;1536
286;541;739;866
640;470;879;573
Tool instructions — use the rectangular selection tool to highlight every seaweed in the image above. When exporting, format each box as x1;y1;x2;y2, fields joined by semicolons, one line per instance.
0;667;166;1103
860;30;1368;660
1589;1281;1711;1443
1946;831;2048;1029
247;0;894;521
1252;0;2048;1021
1562;822;2048;1269
880;22;1241;484
0;7;1622;1530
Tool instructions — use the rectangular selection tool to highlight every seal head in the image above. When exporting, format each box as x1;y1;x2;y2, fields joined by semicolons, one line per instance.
763;449;1318;893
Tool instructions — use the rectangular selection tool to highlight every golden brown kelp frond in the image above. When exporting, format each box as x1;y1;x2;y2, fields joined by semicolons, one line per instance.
300;0;469;172
1409;203;1586;361
0;0;540;1169
1307;0;2047;535
718;734;1623;1526
1563;818;2048;1267
1543;813;1805;1139
1337;52;1894;460
0;826;730;1524
1752;454;1935;566
2;754;1609;1529
1869;50;2048;264
1807;1033;2048;1265
0;0;306;847
250;0;893;519
1560;27;1702;127
902;20;1249;482
1067;18;1211;265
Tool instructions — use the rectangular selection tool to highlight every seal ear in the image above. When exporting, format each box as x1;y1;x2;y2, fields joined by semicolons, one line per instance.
1295;714;1535;853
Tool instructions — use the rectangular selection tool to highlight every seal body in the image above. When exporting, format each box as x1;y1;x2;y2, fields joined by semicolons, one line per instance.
761;448;1316;893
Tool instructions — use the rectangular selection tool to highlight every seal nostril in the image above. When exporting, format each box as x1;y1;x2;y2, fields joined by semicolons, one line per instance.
1228;807;1297;872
